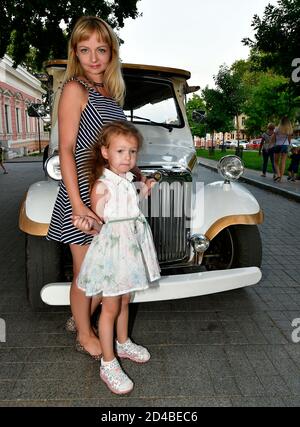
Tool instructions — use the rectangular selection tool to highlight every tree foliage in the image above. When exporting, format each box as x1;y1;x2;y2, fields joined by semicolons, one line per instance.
0;0;141;71
201;87;233;137
213;65;247;122
242;0;300;81
243;73;297;135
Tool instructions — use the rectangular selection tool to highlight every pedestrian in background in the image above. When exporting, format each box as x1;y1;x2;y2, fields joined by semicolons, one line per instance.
0;144;8;174
259;123;275;178
271;116;293;182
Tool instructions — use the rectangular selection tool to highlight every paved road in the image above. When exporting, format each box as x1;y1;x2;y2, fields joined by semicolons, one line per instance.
0;163;300;407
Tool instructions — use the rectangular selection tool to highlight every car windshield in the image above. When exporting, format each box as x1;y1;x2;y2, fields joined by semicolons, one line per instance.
123;76;183;128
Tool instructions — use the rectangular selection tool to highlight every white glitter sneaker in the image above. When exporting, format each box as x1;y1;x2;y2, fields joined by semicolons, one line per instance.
116;338;150;363
100;358;134;395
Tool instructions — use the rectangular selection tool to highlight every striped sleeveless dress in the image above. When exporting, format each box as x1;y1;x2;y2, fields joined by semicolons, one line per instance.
47;77;126;245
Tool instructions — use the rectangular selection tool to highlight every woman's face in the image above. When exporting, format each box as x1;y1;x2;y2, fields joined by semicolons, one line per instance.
76;31;111;80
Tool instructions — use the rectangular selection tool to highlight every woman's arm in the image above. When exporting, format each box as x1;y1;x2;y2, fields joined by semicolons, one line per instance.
259;136;265;155
271;133;276;146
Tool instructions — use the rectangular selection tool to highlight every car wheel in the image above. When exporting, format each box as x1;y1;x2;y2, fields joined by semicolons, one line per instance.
203;225;262;271
25;235;63;310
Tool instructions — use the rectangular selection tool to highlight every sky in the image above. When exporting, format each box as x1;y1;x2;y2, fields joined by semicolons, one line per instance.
119;0;278;92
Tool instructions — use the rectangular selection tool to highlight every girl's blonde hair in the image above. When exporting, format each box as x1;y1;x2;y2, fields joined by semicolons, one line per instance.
65;16;125;105
87;120;143;190
278;116;293;136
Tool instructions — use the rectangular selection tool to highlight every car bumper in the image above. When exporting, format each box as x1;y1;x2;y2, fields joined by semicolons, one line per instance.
41;266;262;305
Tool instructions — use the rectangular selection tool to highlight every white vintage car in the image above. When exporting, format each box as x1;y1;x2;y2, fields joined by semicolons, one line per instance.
19;60;263;309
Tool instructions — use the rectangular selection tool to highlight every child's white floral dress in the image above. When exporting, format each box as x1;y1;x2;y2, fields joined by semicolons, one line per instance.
77;168;161;297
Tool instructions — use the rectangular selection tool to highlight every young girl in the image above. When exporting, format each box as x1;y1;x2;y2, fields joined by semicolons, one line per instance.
72;120;160;395
287;147;300;182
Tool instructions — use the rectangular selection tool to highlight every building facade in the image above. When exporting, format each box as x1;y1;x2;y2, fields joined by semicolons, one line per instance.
0;55;49;158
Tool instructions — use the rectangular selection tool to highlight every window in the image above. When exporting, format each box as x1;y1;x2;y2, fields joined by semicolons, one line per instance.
16;107;22;133
242;117;246;127
123;76;183;129
4;104;12;134
26;110;30;132
0;105;3;134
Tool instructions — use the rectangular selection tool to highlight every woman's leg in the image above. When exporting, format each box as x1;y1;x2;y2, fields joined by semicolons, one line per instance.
280;153;288;177
262;150;268;175
69;244;102;355
274;152;280;177
99;296;122;361
269;148;276;174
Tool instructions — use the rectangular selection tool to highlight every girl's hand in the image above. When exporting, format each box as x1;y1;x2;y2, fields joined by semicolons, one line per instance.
72;215;103;235
139;178;157;198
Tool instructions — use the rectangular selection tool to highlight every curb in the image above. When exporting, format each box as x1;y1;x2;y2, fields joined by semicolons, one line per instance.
198;160;300;203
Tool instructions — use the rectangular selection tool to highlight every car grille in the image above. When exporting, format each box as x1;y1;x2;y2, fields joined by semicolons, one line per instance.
140;168;192;265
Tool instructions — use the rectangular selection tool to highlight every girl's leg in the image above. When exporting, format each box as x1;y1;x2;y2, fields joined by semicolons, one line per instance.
280;153;288;177
115;294;150;364
69;244;102;356
116;293;131;344
99;296;122;362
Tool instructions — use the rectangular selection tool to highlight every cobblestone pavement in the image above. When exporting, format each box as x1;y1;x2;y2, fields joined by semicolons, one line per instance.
0;162;300;407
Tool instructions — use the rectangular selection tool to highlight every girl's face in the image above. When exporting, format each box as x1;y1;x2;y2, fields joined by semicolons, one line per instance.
76;31;111;80
101;134;139;176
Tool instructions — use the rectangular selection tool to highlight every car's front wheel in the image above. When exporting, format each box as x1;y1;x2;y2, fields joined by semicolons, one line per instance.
25;235;63;310
203;225;262;271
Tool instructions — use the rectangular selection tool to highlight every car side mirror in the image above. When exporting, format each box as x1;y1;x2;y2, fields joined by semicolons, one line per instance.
27;103;47;117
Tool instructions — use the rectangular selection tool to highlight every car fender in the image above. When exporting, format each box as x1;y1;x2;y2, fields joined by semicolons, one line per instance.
191;180;263;241
19;180;59;236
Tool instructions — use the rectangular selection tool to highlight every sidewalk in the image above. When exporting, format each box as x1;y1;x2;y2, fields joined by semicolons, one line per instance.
6;155;43;163
198;156;300;203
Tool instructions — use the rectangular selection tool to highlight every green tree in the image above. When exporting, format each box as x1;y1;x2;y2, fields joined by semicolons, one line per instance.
243;72;299;136
242;0;300;85
186;94;206;137
202;87;234;146
0;0;141;71
213;65;246;145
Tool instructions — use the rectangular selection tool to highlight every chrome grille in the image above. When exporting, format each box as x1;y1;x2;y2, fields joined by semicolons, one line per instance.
140;168;192;264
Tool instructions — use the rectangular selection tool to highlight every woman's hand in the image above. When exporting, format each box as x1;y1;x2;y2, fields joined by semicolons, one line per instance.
72;214;103;235
72;204;103;235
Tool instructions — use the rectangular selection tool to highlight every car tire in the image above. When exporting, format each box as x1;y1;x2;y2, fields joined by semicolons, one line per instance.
203;225;262;270
230;225;262;268
25;234;63;310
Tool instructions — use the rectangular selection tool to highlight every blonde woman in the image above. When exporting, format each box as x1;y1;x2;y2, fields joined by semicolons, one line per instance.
47;16;127;359
271;116;293;182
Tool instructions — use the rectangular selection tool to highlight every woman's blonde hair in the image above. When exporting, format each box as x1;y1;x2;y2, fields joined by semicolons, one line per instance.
87;120;143;190
278;116;293;136
64;16;125;105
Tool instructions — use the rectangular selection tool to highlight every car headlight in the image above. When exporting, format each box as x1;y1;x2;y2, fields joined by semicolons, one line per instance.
45;154;62;181
217;155;244;181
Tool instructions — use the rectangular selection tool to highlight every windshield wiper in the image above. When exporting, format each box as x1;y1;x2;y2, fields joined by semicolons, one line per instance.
126;115;173;132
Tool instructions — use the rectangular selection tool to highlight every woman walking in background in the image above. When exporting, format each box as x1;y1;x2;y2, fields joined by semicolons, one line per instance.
272;116;293;182
259;123;275;178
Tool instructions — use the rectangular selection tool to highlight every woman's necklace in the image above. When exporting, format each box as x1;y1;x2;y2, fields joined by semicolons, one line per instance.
85;76;104;88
